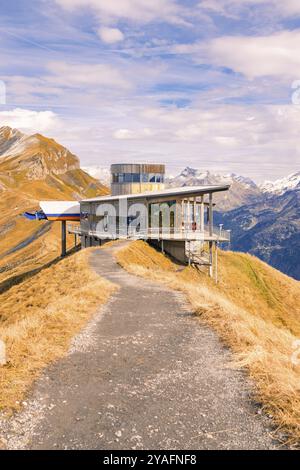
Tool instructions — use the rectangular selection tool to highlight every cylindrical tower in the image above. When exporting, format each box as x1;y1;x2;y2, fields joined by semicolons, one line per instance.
111;163;165;196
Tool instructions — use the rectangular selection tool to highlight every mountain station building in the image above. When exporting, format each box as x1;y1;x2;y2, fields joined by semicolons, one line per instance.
69;163;231;279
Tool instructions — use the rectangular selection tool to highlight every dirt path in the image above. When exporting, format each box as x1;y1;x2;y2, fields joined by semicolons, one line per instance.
1;245;277;450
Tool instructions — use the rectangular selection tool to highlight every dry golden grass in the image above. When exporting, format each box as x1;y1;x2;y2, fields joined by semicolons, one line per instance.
0;248;116;411
116;240;300;444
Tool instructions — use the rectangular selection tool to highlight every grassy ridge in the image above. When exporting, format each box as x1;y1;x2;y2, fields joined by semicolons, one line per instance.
116;241;300;444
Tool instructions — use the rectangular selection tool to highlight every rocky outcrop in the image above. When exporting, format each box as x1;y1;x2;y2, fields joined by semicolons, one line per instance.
0;127;80;181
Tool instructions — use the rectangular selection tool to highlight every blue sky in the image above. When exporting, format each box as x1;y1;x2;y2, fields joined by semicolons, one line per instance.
0;0;300;182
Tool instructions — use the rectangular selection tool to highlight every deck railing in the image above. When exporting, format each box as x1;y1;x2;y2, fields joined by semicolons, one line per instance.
68;223;231;243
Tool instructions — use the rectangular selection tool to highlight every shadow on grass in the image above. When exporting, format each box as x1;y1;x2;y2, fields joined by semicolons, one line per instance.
0;245;81;296
0;222;52;261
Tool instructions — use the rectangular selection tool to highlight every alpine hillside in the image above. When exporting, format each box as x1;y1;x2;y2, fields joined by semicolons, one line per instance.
0;126;109;287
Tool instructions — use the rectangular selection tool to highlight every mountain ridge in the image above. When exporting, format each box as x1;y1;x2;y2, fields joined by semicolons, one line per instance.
0;126;80;182
259;171;300;195
0;126;109;286
166;166;263;211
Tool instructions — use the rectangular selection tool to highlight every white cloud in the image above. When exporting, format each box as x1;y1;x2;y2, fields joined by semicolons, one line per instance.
199;0;300;17
2;102;298;182
0;108;60;133
113;127;154;139
175;29;300;79
54;0;189;25
46;61;132;89
98;27;124;44
63;100;299;181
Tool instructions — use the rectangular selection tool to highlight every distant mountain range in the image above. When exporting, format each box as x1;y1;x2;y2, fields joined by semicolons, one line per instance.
166;167;262;211
259;171;300;195
165;167;300;280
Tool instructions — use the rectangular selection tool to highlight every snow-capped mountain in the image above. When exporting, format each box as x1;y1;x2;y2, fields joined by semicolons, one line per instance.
167;166;258;189
260;172;300;195
166;167;261;210
82;165;111;186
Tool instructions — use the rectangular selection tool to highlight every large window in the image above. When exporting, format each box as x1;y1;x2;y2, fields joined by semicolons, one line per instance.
112;173;164;184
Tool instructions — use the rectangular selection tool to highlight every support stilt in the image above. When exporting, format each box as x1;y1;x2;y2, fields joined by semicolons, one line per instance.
209;241;213;278
61;220;67;257
208;193;214;278
215;242;218;284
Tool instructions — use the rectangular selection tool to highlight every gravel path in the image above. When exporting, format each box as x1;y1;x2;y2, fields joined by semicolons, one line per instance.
1;245;277;450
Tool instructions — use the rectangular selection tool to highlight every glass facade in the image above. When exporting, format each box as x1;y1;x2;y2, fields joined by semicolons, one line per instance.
112;172;164;184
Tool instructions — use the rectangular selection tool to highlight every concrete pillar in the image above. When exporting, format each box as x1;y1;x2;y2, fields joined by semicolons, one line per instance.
209;242;213;278
193;198;197;223
61;220;67;257
209;194;214;279
181;199;185;230
209;193;213;237
200;196;204;233
215;242;218;283
187;199;190;229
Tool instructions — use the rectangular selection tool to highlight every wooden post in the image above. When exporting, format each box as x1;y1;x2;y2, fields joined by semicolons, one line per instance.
61;220;67;257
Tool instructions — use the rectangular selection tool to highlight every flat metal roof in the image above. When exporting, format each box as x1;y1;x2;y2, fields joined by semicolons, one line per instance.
81;184;230;203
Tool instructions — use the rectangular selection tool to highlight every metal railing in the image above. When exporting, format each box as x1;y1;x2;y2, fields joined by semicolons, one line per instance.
68;223;231;242
67;223;82;235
